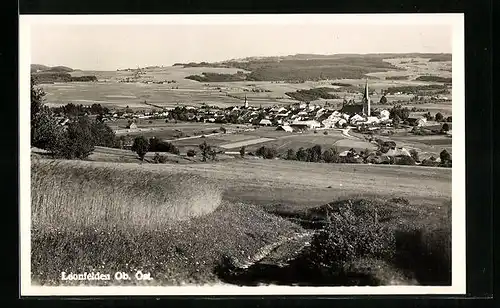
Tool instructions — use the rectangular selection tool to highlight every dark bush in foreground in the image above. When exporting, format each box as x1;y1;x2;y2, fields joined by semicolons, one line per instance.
303;205;395;274
287;198;452;286
187;149;197;157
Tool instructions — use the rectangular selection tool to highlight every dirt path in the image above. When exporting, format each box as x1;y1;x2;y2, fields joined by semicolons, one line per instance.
162;132;223;142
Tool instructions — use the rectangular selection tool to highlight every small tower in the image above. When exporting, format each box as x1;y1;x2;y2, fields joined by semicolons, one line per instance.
244;94;249;108
362;79;371;116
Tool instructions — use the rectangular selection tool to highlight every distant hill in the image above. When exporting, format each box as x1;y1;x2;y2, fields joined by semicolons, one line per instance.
31;64;75;73
31;64;96;84
177;53;452;83
31;64;51;72
225;53;451;63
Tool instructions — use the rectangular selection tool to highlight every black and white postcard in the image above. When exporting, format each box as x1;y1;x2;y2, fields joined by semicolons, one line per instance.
19;13;465;296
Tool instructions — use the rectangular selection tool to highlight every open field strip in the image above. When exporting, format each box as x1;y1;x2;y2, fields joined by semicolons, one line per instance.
219;137;276;149
163;132;223;142
46;158;450;208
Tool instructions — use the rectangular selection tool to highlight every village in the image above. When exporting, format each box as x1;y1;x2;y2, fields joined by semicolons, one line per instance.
51;80;452;167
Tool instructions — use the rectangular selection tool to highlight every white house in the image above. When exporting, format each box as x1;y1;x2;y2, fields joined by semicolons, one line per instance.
127;122;138;129
277;125;293;132
350;114;366;124
331;110;342;117
322;116;342;128
290;120;321;130
379;110;390;120
259;119;273;126
363;116;380;124
385;147;411;157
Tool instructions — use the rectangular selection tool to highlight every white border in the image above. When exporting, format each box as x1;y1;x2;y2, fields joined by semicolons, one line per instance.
19;13;465;296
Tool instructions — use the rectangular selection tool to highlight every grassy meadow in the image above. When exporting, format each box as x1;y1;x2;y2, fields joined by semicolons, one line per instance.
31;157;452;286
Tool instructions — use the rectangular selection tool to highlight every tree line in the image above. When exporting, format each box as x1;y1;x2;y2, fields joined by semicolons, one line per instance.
31;78;116;159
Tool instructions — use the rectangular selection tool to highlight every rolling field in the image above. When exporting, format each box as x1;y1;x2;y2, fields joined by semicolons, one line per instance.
31;157;451;286
39;56;453;114
166;127;374;154
43;158;450;208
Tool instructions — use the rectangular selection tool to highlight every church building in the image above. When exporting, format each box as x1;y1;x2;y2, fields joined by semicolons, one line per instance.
340;80;371;116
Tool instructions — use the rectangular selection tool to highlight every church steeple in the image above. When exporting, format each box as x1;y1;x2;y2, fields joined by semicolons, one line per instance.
363;79;371;116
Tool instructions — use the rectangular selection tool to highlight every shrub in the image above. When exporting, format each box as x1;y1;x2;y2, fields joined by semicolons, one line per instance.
304;205;395;273
152;141;180;154
239;146;246;158
435;112;444;122
390;105;410;121
285;148;296;160
421;157;439;167
323;131;328;135
187;149;197;157
256;146;278;159
296;147;308;161
131;136;149;160
322;147;340;163
446;116;452;122
395;156;416;165
153;153;167;164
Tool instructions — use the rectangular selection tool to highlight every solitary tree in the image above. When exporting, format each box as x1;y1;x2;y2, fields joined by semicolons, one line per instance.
239;146;246;158
440;149;451;164
199;141;211;162
441;123;450;133
131;136;149;160
435;112;444;122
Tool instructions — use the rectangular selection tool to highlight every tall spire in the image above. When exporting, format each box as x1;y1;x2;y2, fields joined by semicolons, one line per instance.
363;79;371;116
363;79;369;101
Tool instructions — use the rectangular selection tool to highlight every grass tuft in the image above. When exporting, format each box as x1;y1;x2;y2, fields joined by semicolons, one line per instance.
31;159;223;232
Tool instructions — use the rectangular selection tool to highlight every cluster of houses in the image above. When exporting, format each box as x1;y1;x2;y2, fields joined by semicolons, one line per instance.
60;81;436;135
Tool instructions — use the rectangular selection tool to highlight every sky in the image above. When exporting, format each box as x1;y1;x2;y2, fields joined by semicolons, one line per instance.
30;23;452;71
